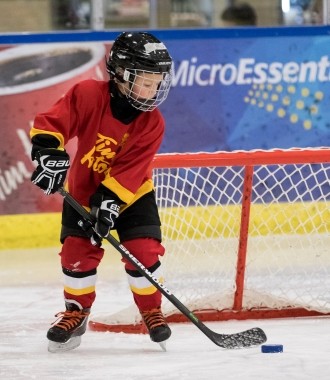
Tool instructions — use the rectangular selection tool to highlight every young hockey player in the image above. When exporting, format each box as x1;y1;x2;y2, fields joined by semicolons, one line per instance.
30;31;173;352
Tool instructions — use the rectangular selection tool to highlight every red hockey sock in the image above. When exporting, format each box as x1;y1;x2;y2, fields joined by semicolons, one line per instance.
121;238;165;311
60;236;104;308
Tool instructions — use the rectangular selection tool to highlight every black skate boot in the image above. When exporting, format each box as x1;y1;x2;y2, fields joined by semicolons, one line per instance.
141;307;171;351
47;301;90;353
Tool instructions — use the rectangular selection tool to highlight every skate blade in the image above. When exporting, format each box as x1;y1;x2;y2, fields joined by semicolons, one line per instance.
158;341;167;352
48;336;82;353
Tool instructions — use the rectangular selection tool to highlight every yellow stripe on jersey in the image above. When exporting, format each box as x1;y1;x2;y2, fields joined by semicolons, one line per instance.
102;178;154;208
102;176;135;205
29;127;65;149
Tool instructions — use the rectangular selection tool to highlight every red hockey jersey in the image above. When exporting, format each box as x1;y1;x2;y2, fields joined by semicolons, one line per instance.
30;79;165;207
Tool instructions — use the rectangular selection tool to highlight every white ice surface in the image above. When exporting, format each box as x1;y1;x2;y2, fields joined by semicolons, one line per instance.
1;247;330;380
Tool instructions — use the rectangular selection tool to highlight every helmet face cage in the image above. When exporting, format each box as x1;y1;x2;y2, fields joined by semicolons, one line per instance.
123;68;172;112
107;32;173;111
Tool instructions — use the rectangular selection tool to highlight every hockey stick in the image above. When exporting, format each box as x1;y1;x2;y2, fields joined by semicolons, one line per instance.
58;187;267;349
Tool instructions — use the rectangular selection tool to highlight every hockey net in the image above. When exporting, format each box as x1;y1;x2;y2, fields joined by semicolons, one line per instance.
89;148;330;333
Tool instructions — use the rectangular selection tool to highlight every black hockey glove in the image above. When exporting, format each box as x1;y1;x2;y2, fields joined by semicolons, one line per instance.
89;186;121;245
31;148;70;195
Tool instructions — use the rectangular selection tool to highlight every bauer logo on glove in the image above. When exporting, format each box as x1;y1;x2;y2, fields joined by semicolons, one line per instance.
31;148;70;195
94;199;120;237
89;187;121;242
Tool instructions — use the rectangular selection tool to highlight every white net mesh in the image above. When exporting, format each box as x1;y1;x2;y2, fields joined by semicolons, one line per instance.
156;159;330;315
90;149;330;329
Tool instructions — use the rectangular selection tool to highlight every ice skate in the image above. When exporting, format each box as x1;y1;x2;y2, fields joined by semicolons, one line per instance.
47;302;90;353
141;307;171;350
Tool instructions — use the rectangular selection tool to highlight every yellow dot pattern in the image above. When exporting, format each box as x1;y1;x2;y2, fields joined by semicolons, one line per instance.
244;84;324;130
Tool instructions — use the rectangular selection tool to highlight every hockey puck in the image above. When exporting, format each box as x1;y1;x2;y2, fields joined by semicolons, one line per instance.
261;344;283;353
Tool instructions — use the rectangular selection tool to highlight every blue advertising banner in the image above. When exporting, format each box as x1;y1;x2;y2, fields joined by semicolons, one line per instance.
160;31;330;153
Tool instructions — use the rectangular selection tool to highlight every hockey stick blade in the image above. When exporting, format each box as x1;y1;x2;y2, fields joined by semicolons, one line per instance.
206;327;267;349
58;188;267;349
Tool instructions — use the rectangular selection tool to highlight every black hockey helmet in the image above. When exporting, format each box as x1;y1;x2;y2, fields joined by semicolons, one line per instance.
107;31;172;77
106;32;172;111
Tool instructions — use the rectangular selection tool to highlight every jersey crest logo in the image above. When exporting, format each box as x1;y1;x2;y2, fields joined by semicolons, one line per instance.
81;133;118;175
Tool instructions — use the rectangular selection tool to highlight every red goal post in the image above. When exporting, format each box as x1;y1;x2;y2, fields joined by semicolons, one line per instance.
89;147;330;333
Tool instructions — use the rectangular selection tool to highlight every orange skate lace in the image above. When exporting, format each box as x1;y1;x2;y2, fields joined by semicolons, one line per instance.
141;308;166;330
51;310;90;331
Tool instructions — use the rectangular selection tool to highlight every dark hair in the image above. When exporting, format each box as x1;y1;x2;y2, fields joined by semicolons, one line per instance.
221;3;257;26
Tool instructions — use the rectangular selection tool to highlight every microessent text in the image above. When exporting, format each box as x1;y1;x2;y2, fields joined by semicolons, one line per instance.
172;56;330;87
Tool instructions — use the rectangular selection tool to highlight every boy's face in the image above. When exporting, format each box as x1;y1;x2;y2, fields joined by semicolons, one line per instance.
119;71;164;101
